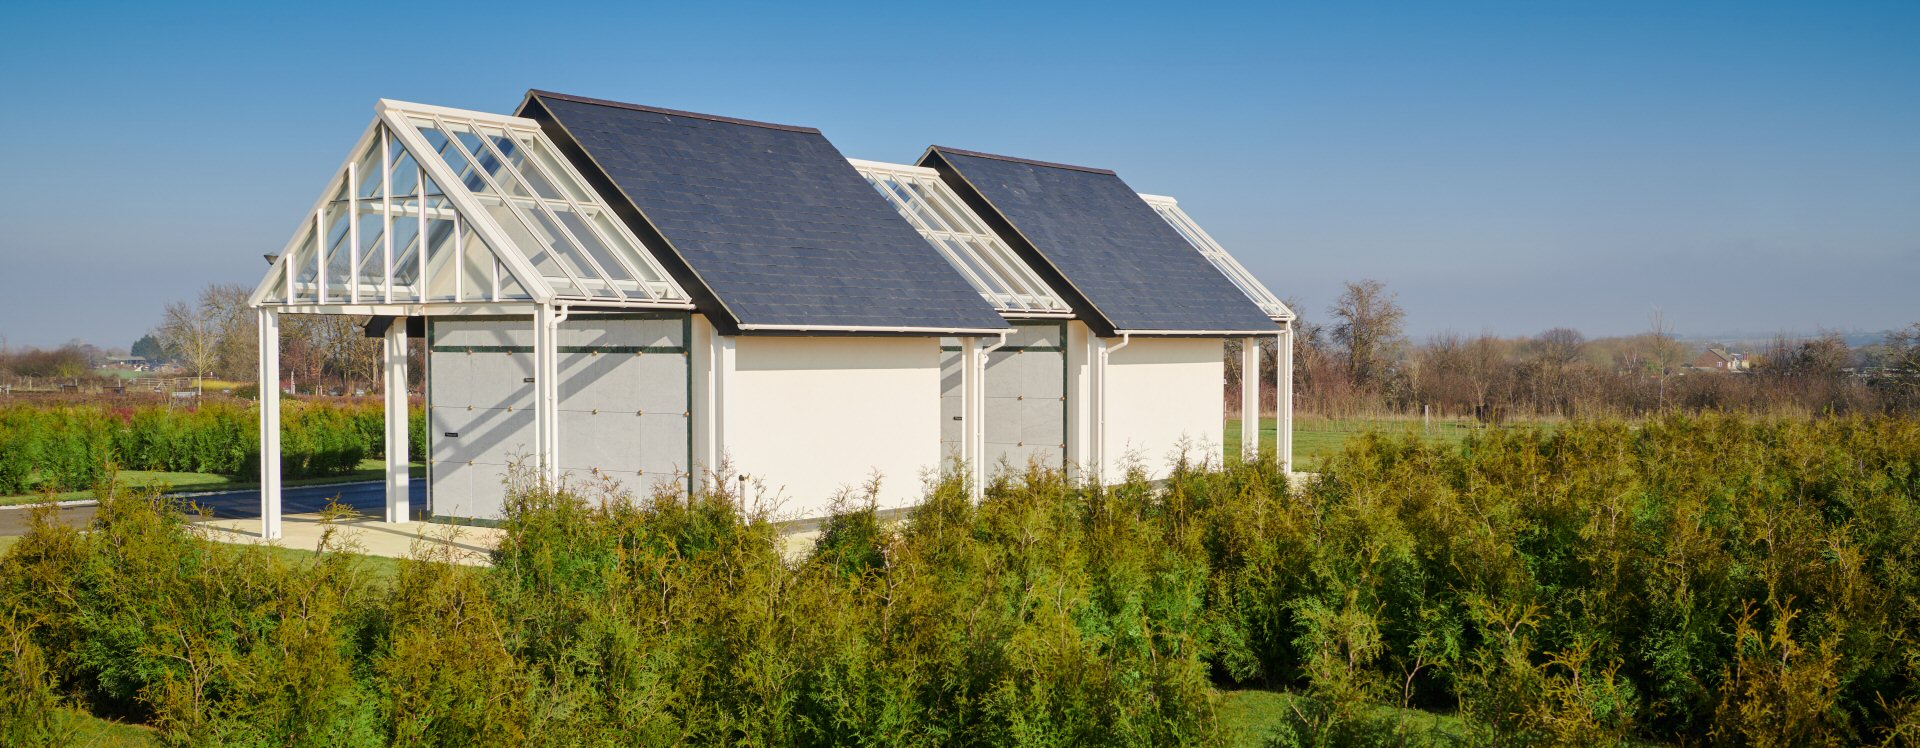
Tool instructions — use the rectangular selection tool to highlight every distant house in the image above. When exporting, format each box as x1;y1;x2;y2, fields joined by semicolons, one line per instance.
99;355;148;371
1692;347;1750;372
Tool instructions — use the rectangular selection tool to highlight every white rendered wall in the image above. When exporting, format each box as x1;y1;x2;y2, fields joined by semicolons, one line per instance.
1102;337;1226;479
729;336;942;518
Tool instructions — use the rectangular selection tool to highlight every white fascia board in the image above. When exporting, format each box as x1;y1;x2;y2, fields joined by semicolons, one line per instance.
733;322;1013;333
379;108;558;304
248;120;383;308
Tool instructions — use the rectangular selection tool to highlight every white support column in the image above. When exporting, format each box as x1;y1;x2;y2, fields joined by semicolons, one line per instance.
383;320;411;523
257;309;282;540
1278;325;1295;474
959;336;983;500
1240;337;1261;460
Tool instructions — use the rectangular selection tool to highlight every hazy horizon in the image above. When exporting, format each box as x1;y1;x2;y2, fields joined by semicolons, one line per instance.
1;1;1914;350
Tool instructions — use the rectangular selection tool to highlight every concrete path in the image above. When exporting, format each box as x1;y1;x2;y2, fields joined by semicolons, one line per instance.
197;512;500;566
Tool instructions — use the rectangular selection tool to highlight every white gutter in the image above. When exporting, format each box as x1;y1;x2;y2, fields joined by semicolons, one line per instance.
1112;328;1287;337
735;323;1011;335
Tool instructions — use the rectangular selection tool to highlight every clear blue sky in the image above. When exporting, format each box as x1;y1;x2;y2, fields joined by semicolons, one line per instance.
1;1;1914;349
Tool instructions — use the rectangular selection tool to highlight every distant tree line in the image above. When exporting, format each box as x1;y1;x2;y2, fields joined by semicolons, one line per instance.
1230;279;1920;418
150;283;407;396
2;283;410;396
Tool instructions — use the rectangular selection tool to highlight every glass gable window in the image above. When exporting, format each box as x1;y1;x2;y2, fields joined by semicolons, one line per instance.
849;158;1071;316
253;101;689;309
1138;194;1293;321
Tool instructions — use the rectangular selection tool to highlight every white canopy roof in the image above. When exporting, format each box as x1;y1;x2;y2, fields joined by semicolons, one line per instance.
1137;193;1294;322
849;158;1073;317
251;100;692;314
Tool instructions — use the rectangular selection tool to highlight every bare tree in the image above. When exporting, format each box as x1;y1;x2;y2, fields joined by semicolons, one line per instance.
1330;279;1407;390
160;299;219;395
1534;328;1586;366
202;284;258;381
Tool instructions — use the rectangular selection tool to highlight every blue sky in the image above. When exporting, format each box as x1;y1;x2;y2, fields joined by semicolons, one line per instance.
1;1;1915;349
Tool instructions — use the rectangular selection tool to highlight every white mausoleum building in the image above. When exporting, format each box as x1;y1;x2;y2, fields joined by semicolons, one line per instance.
247;91;1292;537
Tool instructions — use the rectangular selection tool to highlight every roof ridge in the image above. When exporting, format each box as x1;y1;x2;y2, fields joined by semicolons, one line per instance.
527;90;821;134
928;146;1117;176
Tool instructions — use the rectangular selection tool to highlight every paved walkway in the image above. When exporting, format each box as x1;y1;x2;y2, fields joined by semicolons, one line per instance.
197;512;501;566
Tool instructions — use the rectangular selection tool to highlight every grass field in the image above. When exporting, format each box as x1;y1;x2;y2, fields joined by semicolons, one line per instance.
0;460;427;507
1227;414;1485;469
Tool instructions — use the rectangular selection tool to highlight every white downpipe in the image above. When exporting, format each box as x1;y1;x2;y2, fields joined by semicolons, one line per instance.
257;309;282;540
383;321;410;523
533;305;561;485
1094;332;1132;484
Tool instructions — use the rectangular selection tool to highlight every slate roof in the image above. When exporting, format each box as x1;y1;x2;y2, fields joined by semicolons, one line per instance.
520;91;1007;334
922;146;1276;334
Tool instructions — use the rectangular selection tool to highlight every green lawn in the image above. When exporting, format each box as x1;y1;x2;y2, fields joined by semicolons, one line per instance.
1217;689;1469;746
53;707;160;747
1;460;426;507
1227;415;1483;470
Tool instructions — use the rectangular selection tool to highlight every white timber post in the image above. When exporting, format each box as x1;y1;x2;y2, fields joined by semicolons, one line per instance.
959;336;983;501
383;320;410;523
1240;337;1261;460
257;309;282;540
1278;325;1294;474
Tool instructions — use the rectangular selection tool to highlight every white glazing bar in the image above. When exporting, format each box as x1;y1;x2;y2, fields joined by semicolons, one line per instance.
415;164;427;302
348;160;360;304
503;130;663;299
428;116;596;299
463;122;629;301
453;214;465;302
382;127;394;304
853;160;1071;314
312;209;325;303
923;182;1060;310
875;178;1003;307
